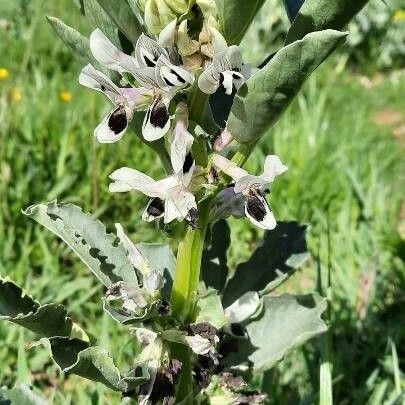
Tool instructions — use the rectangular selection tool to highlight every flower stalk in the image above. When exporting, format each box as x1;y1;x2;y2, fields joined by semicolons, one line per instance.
170;199;211;322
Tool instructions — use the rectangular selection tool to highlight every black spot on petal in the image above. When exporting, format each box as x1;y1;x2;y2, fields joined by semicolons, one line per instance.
182;152;194;174
246;191;267;222
108;106;127;135
150;101;169;129
147;197;165;217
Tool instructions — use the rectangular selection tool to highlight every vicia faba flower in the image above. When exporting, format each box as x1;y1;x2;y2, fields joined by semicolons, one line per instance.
105;224;164;315
224;291;261;325
88;28;194;141
109;143;198;227
198;45;250;95
212;154;288;230
79;64;153;143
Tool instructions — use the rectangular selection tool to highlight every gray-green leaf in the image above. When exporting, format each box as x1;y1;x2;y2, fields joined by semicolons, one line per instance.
24;201;137;288
222;222;309;307
46;16;93;64
40;337;148;391
225;293;327;372
0;278;72;338
215;0;265;45
228;29;347;144
0;384;47;405
195;287;227;329
95;0;143;43
285;0;369;44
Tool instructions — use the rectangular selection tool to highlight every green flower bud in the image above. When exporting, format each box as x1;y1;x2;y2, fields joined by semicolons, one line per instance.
143;0;189;35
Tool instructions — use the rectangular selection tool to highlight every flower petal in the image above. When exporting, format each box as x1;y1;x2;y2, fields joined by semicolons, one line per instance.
261;155;288;182
115;223;150;273
89;29;137;73
212;154;248;182
143;270;164;294
158;18;177;48
142;96;171;141
156;55;194;88
170;103;194;173
224;291;260;324
109;167;157;193
135;33;168;68
79;64;122;104
94;105;130;143
142;197;165;222
244;191;277;230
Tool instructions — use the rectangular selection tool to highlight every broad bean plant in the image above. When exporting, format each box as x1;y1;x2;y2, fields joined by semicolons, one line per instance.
0;0;369;403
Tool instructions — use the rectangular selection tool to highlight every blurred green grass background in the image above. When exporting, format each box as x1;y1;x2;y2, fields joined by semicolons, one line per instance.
0;0;404;404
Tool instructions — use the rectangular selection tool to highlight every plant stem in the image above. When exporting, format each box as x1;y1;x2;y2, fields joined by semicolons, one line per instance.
170;201;210;322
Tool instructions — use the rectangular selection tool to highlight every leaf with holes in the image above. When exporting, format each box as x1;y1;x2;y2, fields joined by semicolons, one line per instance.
24;201;138;288
39;337;148;392
0;384;47;405
0;278;72;338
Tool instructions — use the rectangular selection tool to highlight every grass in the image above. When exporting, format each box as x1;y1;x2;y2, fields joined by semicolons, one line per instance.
0;0;404;403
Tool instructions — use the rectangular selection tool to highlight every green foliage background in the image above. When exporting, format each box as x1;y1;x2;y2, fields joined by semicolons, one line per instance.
0;0;404;403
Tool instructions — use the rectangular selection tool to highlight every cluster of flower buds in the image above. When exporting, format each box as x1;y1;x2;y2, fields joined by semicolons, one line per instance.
79;13;287;232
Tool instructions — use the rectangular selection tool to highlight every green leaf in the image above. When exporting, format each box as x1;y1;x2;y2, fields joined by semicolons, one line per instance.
195;287;227;329
46;16;93;64
228;29;347;144
24;201;137;288
201;220;231;293
0;384;47;405
225;293;327;372
285;0;369;44
40;337;148;392
82;0;120;47
222;222;309;307
95;0;143;43
215;0;265;45
0;278;72;338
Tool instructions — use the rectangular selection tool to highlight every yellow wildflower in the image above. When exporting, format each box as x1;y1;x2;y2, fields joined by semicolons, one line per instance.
0;68;10;80
59;90;72;103
8;87;22;103
393;10;405;22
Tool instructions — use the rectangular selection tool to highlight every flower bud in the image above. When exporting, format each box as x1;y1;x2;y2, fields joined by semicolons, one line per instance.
144;0;189;35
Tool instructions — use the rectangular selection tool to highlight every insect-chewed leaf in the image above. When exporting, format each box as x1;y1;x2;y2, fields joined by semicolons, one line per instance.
95;0;143;43
201;220;231;293
222;222;309;307
0;278;72;338
39;337;148;392
223;293;327;372
23;201;138;288
285;0;369;44
215;0;266;45
46;16;93;64
227;29;347;144
0;383;47;405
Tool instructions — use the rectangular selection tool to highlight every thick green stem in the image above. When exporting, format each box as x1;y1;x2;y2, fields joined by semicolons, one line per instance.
170;201;210;322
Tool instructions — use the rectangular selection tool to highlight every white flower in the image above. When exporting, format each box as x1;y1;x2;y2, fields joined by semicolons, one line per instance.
168;102;194;173
88;29;194;142
115;223;150;274
109;142;197;226
198;45;250;95
79;64;153;143
212;154;287;230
